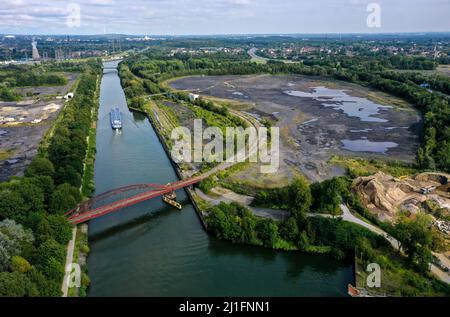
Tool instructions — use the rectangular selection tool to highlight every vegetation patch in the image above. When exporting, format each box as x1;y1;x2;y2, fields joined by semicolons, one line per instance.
330;155;417;178
0;60;101;297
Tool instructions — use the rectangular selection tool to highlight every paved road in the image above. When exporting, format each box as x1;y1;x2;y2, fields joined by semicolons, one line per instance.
61;226;77;297
339;204;450;284
248;48;269;64
247;48;299;64
339;204;402;251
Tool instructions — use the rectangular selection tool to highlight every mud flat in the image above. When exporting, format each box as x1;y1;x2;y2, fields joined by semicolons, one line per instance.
170;74;421;183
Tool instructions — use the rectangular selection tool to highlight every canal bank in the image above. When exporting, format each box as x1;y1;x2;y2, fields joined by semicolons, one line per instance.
128;106;208;229
62;73;101;297
86;61;353;297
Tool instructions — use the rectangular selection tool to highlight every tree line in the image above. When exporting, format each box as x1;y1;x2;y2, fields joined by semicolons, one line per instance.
0;61;100;296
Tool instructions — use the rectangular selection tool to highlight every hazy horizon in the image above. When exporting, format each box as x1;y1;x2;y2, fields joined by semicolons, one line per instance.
2;31;450;37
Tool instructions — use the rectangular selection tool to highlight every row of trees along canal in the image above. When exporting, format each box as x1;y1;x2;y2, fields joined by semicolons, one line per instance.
0;59;102;296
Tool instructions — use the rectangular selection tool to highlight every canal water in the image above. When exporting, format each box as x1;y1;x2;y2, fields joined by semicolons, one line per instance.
87;61;353;297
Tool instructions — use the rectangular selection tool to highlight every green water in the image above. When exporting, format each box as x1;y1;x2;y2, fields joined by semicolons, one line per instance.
87;61;353;297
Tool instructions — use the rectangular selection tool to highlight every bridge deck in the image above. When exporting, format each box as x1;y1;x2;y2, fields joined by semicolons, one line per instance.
69;175;205;224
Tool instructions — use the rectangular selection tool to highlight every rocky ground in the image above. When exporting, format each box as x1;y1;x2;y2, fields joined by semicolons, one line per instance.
0;73;78;181
170;74;421;183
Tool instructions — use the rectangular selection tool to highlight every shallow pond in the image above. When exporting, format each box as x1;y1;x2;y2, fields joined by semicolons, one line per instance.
284;87;392;123
341;139;399;154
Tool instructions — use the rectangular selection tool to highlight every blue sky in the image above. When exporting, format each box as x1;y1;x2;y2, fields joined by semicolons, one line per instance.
0;0;449;35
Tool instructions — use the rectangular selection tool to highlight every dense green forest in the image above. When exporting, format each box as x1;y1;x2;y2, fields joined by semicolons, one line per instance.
0;60;101;296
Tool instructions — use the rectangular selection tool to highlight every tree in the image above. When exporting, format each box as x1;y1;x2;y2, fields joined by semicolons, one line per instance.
0;219;34;271
25;157;55;178
28;176;55;207
0;272;38;297
279;217;299;242
311;177;349;215
34;239;65;280
46;215;72;245
11;179;45;214
0;87;20;102
49;183;79;214
55;165;81;188
27;267;60;297
287;177;312;215
252;177;312;214
11;255;32;273
436;141;450;172
297;231;310;251
393;213;434;273
256;220;279;248
0;190;28;222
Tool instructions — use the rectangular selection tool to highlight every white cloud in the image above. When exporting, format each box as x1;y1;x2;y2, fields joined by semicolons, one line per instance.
0;0;448;35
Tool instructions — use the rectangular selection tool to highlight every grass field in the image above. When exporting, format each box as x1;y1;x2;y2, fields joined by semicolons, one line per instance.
330;155;417;178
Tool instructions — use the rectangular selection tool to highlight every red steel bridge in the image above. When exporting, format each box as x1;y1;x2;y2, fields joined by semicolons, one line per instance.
65;175;206;225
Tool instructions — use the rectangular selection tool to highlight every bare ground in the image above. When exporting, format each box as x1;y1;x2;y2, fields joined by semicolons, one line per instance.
170;74;421;184
0;73;78;181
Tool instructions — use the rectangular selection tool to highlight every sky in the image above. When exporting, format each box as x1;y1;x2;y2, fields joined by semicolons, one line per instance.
0;0;449;35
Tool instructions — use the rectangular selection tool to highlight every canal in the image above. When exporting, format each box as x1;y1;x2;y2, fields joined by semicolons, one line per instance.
87;61;353;297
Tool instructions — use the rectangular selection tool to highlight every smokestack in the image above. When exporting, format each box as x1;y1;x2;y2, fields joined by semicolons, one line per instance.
31;38;41;61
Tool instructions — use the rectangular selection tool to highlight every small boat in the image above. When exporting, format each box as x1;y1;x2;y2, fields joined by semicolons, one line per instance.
110;107;122;130
162;196;183;210
162;191;182;210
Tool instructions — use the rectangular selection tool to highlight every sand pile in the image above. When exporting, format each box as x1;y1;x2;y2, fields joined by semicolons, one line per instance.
354;172;416;221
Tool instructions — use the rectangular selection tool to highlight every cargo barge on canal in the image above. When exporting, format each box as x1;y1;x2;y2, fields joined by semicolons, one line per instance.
110;107;123;130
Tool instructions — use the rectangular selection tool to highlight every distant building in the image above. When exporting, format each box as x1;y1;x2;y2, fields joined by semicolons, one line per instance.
189;93;199;102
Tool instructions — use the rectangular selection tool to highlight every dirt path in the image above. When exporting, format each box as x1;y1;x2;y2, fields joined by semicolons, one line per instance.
195;188;289;221
61;226;77;297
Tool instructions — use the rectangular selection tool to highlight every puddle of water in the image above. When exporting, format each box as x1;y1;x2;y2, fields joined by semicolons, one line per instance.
284;86;392;123
383;126;408;130
5;159;20;165
341;139;398;154
349;128;372;133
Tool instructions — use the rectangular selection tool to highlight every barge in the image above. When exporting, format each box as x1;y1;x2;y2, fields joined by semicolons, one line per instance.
110;107;123;130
